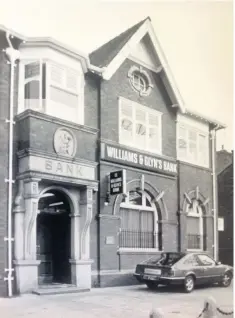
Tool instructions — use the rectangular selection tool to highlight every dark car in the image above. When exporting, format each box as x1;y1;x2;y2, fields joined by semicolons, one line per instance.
134;252;233;293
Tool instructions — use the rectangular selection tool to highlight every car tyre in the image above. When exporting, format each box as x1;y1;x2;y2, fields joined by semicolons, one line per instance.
220;272;232;288
146;281;158;290
184;275;195;293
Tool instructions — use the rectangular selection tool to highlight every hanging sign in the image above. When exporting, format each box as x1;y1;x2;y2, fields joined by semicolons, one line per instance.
110;169;126;195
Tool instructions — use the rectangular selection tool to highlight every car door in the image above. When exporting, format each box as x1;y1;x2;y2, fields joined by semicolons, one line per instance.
181;254;205;285
196;254;219;284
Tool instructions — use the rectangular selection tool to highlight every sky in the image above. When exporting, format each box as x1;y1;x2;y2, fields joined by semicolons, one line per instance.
0;0;233;151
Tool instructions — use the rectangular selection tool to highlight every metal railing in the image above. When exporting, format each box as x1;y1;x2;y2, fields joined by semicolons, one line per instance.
187;234;207;250
119;229;154;249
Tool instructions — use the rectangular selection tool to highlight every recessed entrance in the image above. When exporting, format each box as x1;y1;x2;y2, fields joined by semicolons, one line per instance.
37;189;71;285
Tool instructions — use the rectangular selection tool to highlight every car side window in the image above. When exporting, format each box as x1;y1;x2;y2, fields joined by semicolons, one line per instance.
197;254;216;266
183;255;199;266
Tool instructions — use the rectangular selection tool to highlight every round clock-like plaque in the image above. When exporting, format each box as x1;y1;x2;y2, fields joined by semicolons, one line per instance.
53;128;76;158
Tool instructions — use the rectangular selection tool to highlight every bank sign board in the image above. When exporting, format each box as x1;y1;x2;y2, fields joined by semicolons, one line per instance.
101;142;178;177
110;170;126;195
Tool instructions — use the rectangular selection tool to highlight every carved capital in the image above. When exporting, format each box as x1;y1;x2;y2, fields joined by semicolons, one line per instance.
24;178;41;199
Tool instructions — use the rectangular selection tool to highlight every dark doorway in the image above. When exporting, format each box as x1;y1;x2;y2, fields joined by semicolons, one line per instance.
37;189;71;285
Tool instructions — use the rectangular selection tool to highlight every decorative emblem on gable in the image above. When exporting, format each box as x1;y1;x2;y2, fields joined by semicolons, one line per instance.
127;65;153;96
53;128;76;158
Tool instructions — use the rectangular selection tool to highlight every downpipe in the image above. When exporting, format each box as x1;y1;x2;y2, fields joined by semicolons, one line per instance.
211;125;219;262
4;32;20;297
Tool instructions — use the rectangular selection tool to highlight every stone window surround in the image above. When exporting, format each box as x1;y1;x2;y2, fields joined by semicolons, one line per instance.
113;175;173;254
180;186;211;253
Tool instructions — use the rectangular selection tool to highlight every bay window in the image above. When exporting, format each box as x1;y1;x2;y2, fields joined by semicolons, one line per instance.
119;97;162;154
19;59;84;124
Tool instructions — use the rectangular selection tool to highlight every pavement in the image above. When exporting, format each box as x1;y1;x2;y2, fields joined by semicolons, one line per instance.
0;284;233;318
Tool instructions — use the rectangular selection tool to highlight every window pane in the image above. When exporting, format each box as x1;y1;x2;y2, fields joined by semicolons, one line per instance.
198;134;207;165
189;141;197;161
50;64;64;86
119;208;154;248
149;127;159;150
136;123;146;148
140;211;154;231
149;114;159;126
121;102;132;118
178;138;187;157
183;255;199;266
129;191;142;205
187;216;201;249
50;86;77;108
66;71;78;91
136;108;146;122
25;81;40;99
24;61;45;112
178;126;187;158
187;216;200;234
121;119;133;143
189;130;197;142
25;62;40;79
197;255;215;266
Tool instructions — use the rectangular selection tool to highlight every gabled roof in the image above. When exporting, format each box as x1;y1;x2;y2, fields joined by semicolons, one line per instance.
89;17;186;113
89;17;227;128
90;17;149;68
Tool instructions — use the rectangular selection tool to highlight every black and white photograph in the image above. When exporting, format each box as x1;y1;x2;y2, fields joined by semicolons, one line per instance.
0;0;233;317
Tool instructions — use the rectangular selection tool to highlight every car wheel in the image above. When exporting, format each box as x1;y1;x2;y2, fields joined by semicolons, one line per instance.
220;272;232;287
184;275;195;293
146;281;158;290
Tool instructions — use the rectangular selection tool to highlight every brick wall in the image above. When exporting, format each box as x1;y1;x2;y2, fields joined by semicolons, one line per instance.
16;112;98;163
100;59;177;158
98;163;178;277
179;162;214;255
218;164;233;265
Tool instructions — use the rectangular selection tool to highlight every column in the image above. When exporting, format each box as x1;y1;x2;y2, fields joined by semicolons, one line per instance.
14;178;41;294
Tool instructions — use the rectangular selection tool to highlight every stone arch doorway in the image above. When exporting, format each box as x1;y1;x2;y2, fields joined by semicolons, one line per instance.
37;189;72;285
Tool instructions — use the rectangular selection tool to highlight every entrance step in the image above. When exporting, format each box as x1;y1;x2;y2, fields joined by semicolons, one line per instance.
32;284;89;296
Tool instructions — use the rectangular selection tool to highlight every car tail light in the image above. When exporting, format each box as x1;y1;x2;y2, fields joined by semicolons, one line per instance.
167;269;175;277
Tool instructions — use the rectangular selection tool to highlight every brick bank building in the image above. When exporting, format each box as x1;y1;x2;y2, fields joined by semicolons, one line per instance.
0;18;225;296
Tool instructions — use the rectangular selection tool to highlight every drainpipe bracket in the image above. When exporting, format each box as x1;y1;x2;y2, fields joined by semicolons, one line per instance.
5;119;15;124
5;268;14;272
4;277;14;281
4;179;15;184
4;237;14;241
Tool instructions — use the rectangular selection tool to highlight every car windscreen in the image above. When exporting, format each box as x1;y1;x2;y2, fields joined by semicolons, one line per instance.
144;253;185;266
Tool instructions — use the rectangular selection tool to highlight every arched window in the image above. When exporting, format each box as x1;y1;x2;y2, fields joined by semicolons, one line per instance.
119;190;159;250
186;200;204;250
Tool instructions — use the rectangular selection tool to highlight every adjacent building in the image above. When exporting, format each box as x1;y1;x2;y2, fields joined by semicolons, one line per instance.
217;149;233;266
0;18;226;296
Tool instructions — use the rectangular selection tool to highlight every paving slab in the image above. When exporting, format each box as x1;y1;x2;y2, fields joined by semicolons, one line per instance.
0;284;233;318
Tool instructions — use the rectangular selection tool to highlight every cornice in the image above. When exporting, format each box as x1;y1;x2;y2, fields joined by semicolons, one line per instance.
15;109;99;135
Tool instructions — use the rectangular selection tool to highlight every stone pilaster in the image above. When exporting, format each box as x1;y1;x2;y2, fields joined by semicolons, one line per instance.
13;178;41;294
69;186;94;289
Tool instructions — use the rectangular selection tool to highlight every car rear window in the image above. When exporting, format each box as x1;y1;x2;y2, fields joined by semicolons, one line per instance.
145;253;185;266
